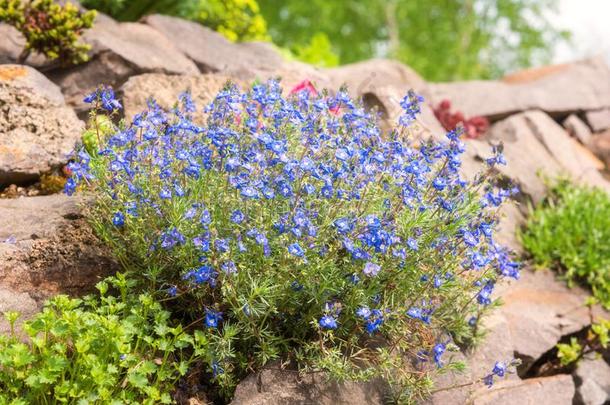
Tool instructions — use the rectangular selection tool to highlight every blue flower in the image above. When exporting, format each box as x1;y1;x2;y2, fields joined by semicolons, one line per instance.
432;343;446;368
211;361;224;377
205;309;223;328
64;177;77;196
356;307;371;319
363;262;381;277
334;217;354;234
167;285;177;297
288;243;305;257
407;238;419;251
112;212;125;227
492;361;506;377
319;315;338;330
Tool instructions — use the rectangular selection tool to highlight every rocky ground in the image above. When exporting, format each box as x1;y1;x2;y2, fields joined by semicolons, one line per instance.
1;10;610;405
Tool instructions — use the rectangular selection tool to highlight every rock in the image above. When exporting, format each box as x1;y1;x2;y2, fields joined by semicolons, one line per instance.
230;366;385;405
325;59;428;97
0;288;39;336
49;19;199;113
429;57;610;121
563;114;593;146
495;201;525;253
353;84;445;140
0;23;48;67
120;73;236;121
573;357;610;405
470;374;575;405
0;195;118;308
0;65;84;185
0;24;26;64
424;351;474;405
470;110;609;205
591;129;610;168
585;108;610;133
142;14;283;75
498;269;607;371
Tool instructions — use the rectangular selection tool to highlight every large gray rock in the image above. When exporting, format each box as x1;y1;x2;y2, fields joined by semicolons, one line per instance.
142;14;326;91
573;357;610;405
470;110;609;204
563;114;593;146
0;195;118;328
591;129;610;168
0;24;47;67
352;84;445;140
586;108;610;132
120;73;236;121
230;366;385;405
0;288;39;336
50;19;199;112
142;14;283;75
325;59;428;97
0;64;84;185
470;374;575;405
498;269;607;371
429;58;610;121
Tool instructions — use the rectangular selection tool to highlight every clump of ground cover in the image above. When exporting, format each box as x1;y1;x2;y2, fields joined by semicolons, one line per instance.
521;180;610;309
0;0;95;66
62;81;519;402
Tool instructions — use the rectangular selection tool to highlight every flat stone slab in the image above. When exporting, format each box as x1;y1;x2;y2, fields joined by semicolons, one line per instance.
429;57;610;121
471;374;576;405
0;195;118;331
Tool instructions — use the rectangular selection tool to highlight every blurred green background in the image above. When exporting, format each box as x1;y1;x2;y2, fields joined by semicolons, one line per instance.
80;0;571;81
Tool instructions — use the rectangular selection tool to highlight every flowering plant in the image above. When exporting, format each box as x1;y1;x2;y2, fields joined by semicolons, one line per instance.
66;81;518;402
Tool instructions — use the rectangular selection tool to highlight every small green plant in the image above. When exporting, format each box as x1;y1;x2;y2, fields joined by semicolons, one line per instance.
291;32;339;67
0;0;96;66
556;318;610;366
0;274;206;404
521;180;610;308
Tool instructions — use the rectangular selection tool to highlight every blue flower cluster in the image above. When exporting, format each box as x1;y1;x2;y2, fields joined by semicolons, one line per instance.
68;79;520;391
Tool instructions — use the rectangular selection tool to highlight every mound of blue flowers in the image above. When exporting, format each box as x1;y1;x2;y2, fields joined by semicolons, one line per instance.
67;80;519;401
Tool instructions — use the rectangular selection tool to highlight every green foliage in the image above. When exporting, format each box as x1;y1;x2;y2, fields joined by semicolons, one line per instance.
556;318;610;366
257;0;569;81
80;0;268;41
291;32;339;68
0;274;203;404
521;181;610;308
0;0;96;66
557;337;582;366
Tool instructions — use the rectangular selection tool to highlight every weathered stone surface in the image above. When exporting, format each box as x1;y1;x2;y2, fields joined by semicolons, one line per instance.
0;23;47;67
591;129;610;168
470;110;610;204
563;114;593;146
325;59;428;97
0;195;118;311
353;84;445;140
470;374;575;405
231;367;385;405
0;288;39;335
424;351;474;405
585;108;610;132
0;65;84;185
50;19;199;112
498;269;606;370
429;58;610;121
120;73;236;121
573;357;610;405
142;14;283;75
